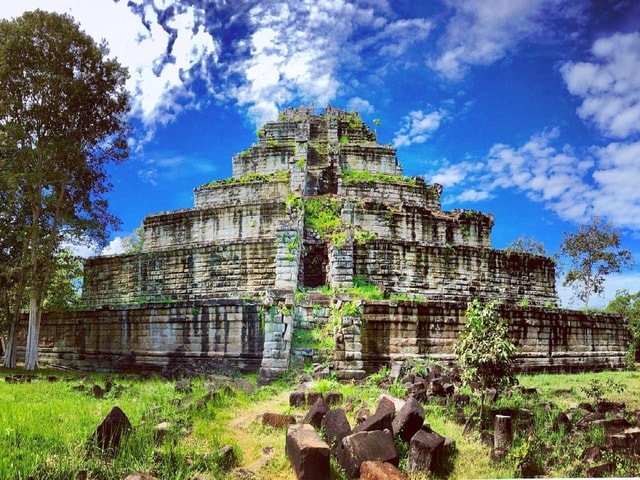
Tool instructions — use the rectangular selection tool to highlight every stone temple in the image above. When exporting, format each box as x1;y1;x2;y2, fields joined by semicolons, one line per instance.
36;106;628;379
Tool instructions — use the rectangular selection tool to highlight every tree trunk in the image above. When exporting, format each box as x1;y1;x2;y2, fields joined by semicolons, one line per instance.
2;321;17;368
24;294;42;371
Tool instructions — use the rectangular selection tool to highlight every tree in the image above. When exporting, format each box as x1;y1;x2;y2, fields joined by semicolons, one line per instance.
121;224;146;254
43;249;83;311
454;299;517;419
0;143;29;368
561;217;634;309
0;10;129;369
606;289;640;363
505;236;547;256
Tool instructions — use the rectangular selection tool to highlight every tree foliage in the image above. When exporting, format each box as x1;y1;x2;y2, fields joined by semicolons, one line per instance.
0;10;129;369
43;250;83;311
505;236;547;256
561;217;634;309
122;224;146;254
606;289;640;363
455;299;517;392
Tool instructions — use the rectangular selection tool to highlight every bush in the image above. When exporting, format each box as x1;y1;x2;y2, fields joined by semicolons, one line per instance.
454;299;517;414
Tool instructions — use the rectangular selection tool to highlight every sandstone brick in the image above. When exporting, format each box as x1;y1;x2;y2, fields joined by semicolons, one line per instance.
360;461;408;480
262;413;296;429
392;396;425;443
286;424;330;480
406;428;445;473
337;430;399;480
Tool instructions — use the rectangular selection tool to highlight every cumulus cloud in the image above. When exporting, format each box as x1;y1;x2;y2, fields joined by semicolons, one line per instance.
393;110;445;148
441;130;640;231
1;1;435;134
347;97;374;114
431;0;585;80
486;129;596;222
143;0;431;126
561;32;640;139
101;237;125;256
62;240;99;259
591;141;640;229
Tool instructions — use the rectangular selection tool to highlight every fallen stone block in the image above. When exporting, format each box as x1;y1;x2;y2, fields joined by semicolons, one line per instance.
338;430;399;480
90;406;132;454
406;428;445;473
377;394;404;413
325;391;344;406
307;391;324;406
360;460;408;480
392;396;424;443
290;391;306;408
355;405;371;425
262;412;296;429
552;412;572;433
322;408;351;453
286;424;330;480
303;398;330;430
352;408;394;435
153;421;172;445
218;444;238;470
124;473;157;480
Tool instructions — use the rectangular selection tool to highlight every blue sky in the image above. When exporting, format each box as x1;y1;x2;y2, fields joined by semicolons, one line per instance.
2;0;640;307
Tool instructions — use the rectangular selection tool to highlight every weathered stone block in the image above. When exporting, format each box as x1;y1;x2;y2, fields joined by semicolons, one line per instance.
322;408;351;453
90;406;132;455
352;408;394;435
286;424;331;480
406;428;445;473
262;412;296;429
360;461;409;480
392;396;425;443
337;430;399;480
303;398;330;429
290;391;306;408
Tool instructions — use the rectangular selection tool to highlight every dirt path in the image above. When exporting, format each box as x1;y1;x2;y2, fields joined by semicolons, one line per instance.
226;390;297;479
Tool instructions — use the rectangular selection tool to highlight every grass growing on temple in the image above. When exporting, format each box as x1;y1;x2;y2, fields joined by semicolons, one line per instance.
1;368;639;479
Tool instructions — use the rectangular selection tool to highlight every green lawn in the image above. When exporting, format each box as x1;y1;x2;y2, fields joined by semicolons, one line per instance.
0;367;639;479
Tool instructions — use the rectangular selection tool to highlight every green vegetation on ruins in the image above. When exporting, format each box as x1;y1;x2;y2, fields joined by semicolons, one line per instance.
1;368;639;479
205;170;289;187
341;168;416;186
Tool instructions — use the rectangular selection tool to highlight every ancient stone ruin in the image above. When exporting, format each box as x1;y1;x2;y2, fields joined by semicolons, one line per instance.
36;106;628;380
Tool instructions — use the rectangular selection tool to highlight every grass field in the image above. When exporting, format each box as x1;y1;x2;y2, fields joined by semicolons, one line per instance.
0;367;639;479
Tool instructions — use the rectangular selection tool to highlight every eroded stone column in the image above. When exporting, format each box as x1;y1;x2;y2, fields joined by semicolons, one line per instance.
259;290;295;384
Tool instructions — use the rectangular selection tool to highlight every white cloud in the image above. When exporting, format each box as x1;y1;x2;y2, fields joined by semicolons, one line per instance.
456;189;492;202
430;163;469;187
227;1;359;125
591;141;640;229
347;97;374;114
432;0;584;79
561;32;640;138
101;237;125;256
393;110;444;148
62;240;99;259
444;131;640;232
486;130;596;222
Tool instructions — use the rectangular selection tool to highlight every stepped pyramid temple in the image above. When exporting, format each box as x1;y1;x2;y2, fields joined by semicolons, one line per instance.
37;106;628;379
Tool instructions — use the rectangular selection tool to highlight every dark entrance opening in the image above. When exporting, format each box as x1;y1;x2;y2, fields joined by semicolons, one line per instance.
303;243;328;288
